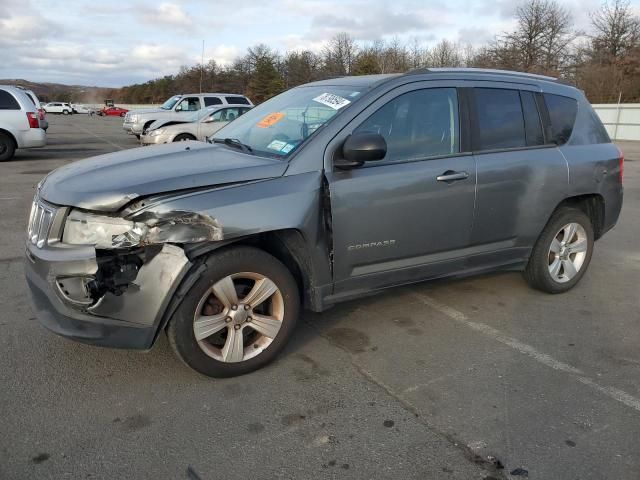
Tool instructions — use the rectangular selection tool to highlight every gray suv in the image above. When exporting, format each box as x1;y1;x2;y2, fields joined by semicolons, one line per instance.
24;69;623;377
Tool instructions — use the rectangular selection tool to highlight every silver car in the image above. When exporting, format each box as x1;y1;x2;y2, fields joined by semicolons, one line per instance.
141;105;251;145
123;93;252;138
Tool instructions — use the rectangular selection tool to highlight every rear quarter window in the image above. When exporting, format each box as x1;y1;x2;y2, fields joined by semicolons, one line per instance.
225;96;250;105
0;90;21;110
204;97;223;106
544;93;578;145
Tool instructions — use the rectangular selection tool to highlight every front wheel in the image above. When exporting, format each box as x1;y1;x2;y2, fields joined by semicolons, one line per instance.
524;207;594;293
167;247;300;377
173;133;196;142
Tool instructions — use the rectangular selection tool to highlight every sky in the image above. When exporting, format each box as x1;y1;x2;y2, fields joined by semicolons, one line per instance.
1;0;637;87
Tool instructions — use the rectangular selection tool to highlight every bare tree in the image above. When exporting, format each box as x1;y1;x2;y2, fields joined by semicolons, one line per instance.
323;33;359;76
428;40;463;67
590;0;640;60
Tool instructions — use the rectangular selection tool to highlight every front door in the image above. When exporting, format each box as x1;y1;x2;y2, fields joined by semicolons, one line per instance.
325;86;477;297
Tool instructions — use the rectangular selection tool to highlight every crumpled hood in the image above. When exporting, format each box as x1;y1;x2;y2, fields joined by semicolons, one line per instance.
40;142;287;211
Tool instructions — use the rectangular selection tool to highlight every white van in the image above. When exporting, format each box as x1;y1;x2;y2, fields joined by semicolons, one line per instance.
0;85;46;161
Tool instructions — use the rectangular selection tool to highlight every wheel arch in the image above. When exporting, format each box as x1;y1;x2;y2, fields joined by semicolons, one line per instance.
154;228;323;344
552;193;606;239
0;128;18;148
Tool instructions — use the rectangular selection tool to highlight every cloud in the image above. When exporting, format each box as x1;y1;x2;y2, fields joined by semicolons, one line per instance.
140;2;193;29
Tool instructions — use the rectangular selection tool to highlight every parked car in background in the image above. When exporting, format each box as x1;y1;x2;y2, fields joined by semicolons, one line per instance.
99;106;128;117
19;88;48;131
141;105;252;145
72;104;93;114
24;69;622;378
123;93;252;138
0;85;46;161
44;102;73;115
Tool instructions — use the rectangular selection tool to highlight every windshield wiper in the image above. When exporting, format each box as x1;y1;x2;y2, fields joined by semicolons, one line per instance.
212;137;253;154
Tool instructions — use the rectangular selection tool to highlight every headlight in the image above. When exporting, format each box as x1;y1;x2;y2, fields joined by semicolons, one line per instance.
149;129;164;136
63;210;136;248
129;114;138;122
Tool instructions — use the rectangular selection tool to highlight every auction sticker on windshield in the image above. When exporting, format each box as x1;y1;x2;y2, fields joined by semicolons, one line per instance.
313;93;351;110
257;112;285;128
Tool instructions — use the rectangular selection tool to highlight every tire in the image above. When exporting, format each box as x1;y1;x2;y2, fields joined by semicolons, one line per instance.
120;112;126;117
524;207;594;294
0;132;16;162
135;134;140;139
173;133;196;142
167;246;300;377
62;110;69;115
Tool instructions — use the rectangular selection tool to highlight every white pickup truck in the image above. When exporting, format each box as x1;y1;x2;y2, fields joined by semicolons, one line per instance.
122;93;252;138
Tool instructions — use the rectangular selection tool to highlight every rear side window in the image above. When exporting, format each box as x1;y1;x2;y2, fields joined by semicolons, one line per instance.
204;97;223;106
225;96;250;105
474;88;526;150
0;90;20;110
26;93;36;105
520;91;544;146
544;93;577;145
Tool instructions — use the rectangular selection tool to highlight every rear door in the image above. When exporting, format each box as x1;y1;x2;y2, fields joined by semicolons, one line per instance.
325;82;477;296
468;84;568;268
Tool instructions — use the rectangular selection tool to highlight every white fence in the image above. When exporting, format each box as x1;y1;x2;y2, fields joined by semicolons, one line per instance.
593;103;640;141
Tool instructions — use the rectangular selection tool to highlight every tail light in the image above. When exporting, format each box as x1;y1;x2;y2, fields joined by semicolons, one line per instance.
38;108;45;120
26;112;40;129
616;145;624;184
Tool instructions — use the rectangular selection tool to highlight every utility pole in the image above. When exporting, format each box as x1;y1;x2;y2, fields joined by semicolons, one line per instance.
200;40;205;93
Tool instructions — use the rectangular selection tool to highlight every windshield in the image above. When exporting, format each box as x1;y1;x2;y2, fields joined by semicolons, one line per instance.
161;95;181;110
211;86;362;158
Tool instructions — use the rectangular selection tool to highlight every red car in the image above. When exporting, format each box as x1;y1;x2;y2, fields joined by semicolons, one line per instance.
99;106;128;117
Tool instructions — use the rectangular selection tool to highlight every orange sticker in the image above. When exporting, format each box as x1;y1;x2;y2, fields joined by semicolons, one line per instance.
257;112;284;128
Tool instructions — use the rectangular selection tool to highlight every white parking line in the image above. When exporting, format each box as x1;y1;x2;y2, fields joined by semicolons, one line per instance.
412;291;640;413
74;124;124;150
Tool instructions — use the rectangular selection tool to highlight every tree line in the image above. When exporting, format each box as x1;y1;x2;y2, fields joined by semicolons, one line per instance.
109;0;640;105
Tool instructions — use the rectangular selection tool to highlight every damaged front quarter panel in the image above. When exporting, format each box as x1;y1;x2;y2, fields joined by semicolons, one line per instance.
88;243;191;326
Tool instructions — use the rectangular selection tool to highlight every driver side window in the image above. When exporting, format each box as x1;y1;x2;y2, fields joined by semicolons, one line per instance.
177;97;201;112
354;88;459;163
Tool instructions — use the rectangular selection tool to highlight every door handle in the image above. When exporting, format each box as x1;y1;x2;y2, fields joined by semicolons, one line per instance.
436;170;469;182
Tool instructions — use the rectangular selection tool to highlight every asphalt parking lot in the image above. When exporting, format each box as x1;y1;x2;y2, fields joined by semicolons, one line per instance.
1;114;639;479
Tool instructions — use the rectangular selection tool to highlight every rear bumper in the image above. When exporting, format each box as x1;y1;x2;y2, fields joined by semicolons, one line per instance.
24;239;191;350
17;128;46;148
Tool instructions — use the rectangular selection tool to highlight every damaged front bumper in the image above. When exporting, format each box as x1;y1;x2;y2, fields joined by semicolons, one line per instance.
24;240;191;349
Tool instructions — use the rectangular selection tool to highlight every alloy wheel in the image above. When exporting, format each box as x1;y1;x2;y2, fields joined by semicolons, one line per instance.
547;222;588;283
193;272;284;363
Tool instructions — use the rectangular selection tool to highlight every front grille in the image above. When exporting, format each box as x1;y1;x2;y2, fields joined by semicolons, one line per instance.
27;197;57;248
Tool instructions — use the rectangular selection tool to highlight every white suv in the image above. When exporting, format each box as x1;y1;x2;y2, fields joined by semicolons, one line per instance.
43;102;73;115
123;93;253;137
0;85;46;161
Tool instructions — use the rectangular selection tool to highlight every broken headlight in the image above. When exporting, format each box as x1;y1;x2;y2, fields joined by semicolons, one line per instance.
63;210;136;249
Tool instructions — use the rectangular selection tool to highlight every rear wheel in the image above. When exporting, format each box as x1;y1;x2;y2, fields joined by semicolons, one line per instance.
120;112;126;117
167;247;300;377
0;132;16;161
174;133;196;142
524;207;594;293
62;110;70;115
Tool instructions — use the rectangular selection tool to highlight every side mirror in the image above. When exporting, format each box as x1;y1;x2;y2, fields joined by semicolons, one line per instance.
336;133;387;169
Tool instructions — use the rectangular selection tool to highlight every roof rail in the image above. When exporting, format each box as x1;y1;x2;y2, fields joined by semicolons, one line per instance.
406;67;559;82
